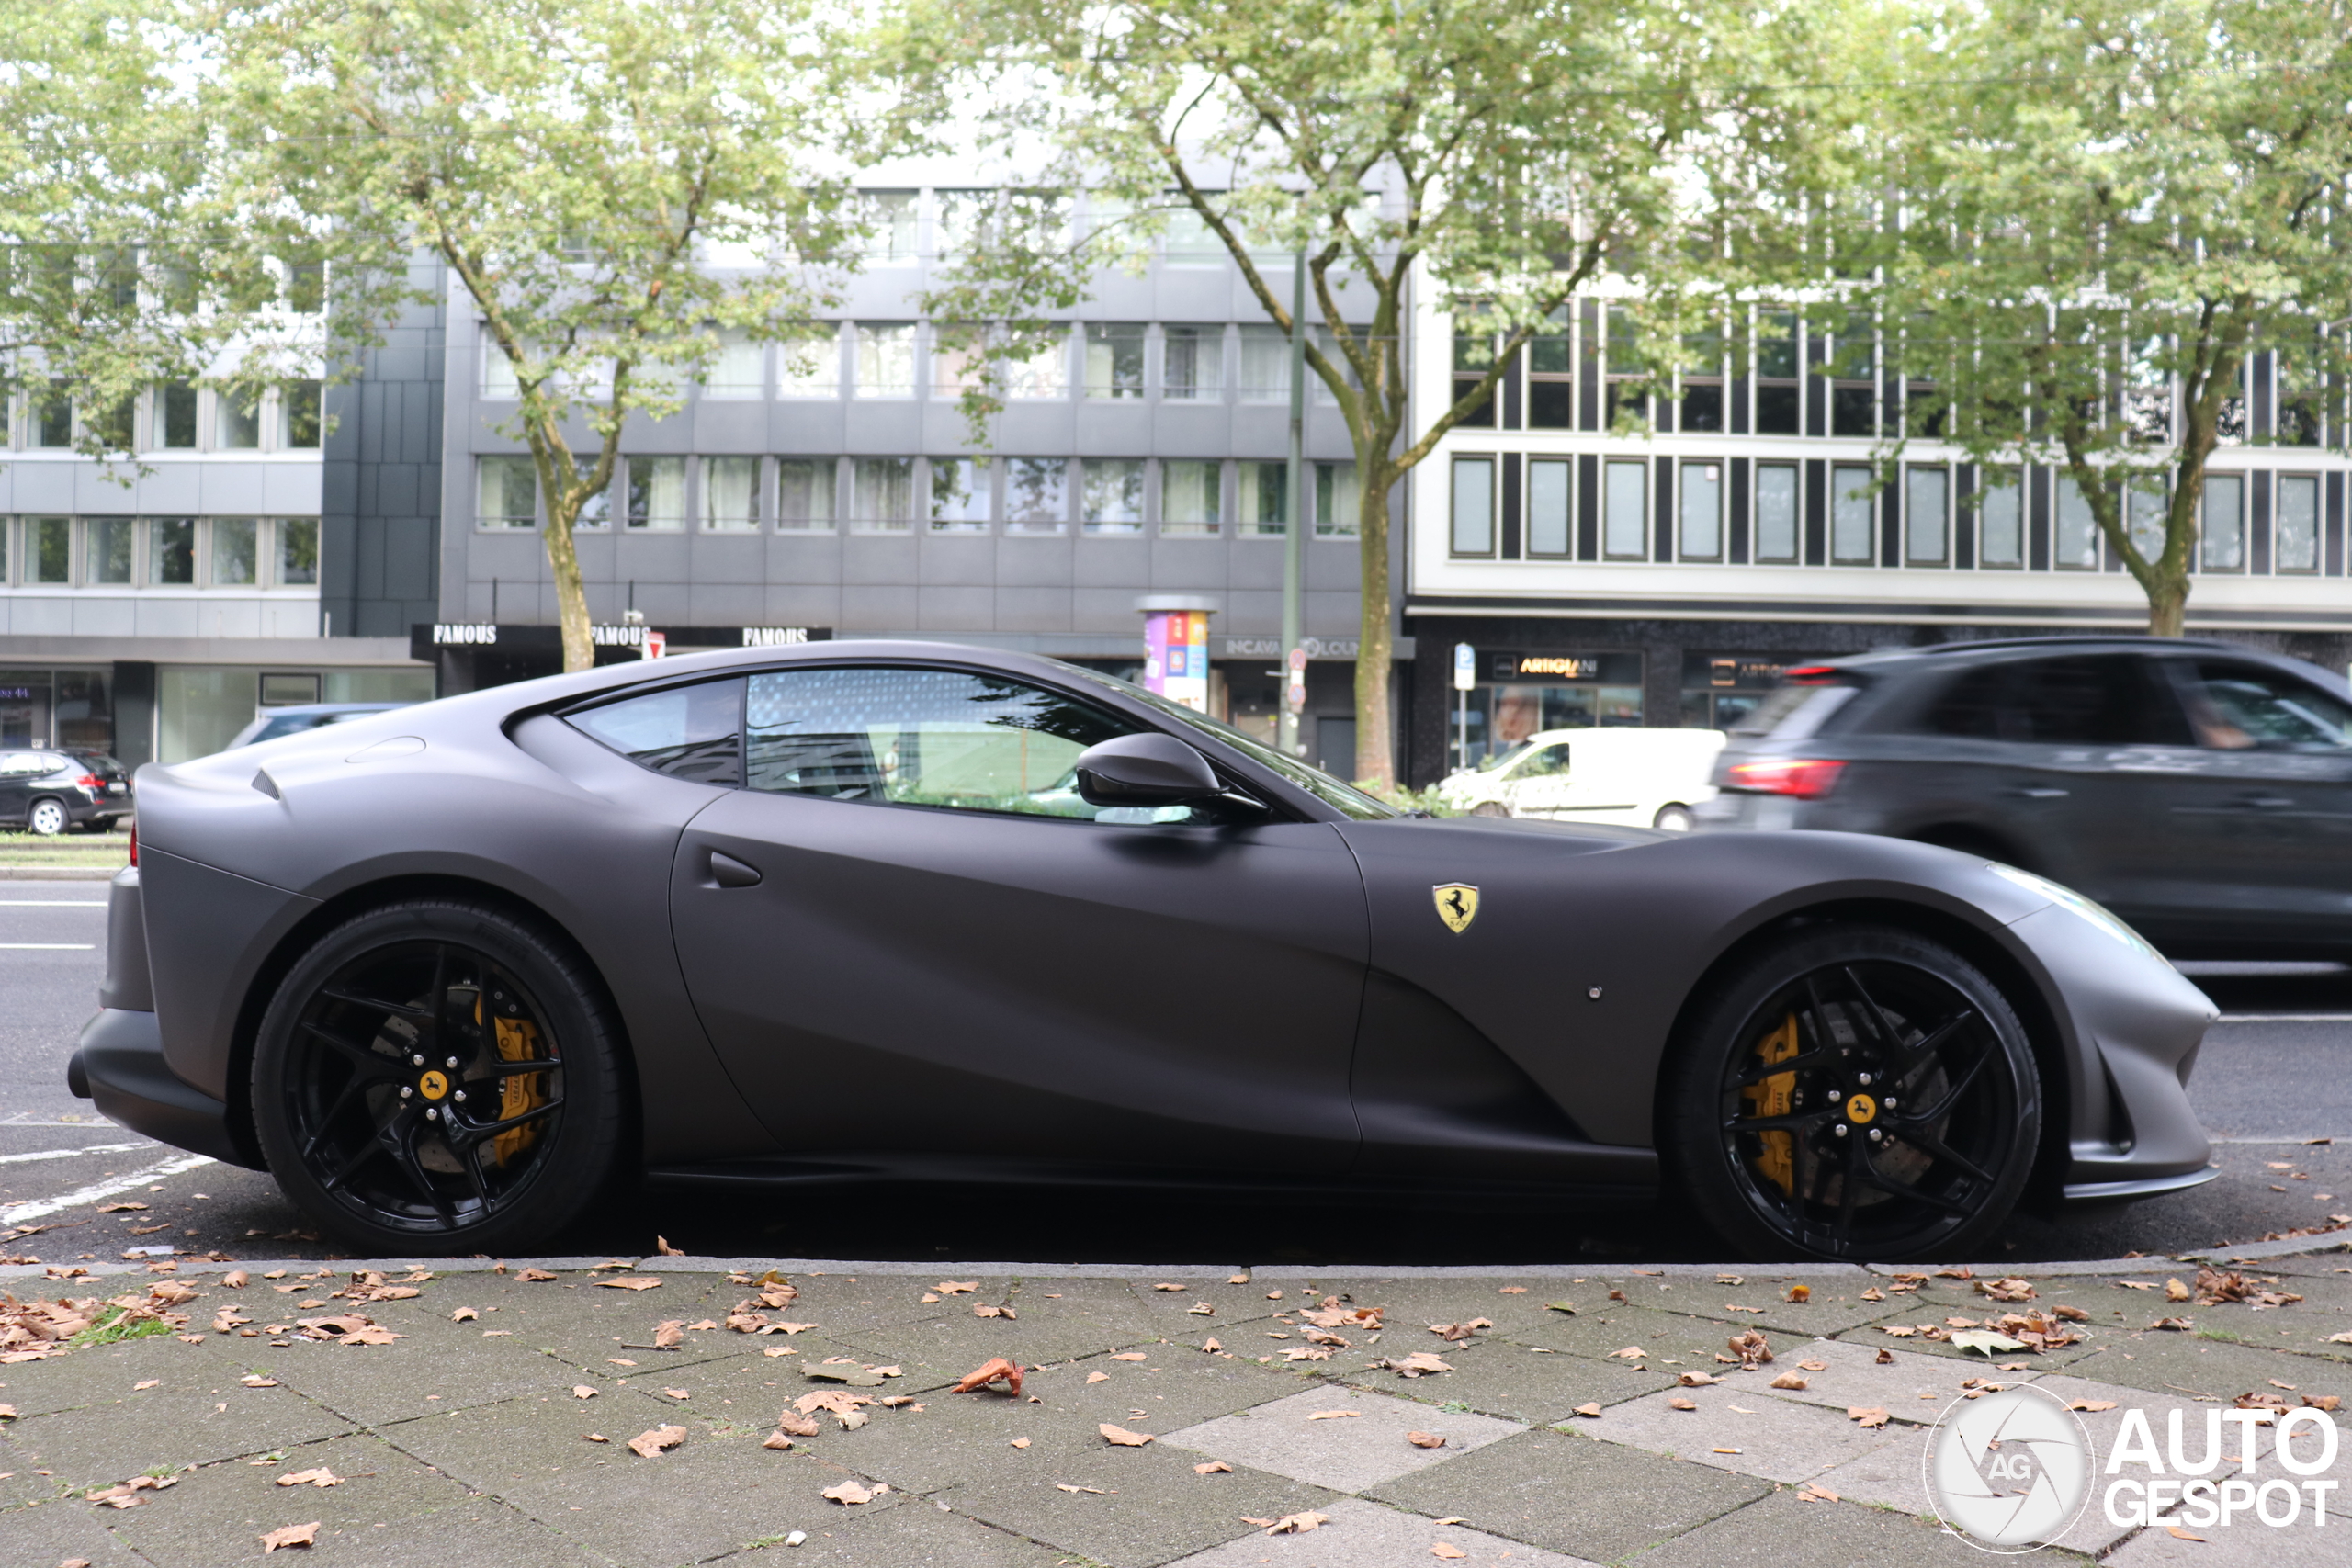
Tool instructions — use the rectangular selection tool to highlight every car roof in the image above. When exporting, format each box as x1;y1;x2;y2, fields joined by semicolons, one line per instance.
257;703;412;717
1805;637;2266;674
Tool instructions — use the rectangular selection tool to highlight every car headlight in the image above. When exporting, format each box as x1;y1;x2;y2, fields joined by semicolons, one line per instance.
1986;863;2165;962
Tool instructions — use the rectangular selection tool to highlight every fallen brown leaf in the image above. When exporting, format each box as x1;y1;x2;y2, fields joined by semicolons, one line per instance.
584;1433;609;1443
1153;1281;1184;1291
1009;1437;1031;1448
1100;1423;1154;1446
1795;1483;1839;1503
1195;1460;1231;1474
821;1480;885;1506
775;1411;820;1438
1572;1402;1603;1417
274;1469;340;1489
627;1425;686;1458
2165;1525;2206;1541
260;1522;319;1552
1086;1371;1111;1383
1373;1352;1453;1378
1770;1371;1809;1391
598;1277;662;1292
1306;1409;1363;1420
1668;1397;1698;1411
1848;1406;1891;1428
936;1280;978;1293
662;1388;689;1401
1111;1351;1147;1361
572;1385;597;1399
449;1307;479;1323
221;1270;249;1288
97;1202;148;1213
653;1320;684;1348
1408;1430;1446;1449
1201;1338;1223;1352
762;1432;794;1450
1431;1544;1468;1560
953;1357;1023;1397
655;1236;684;1256
1786;1285;1811;1303
1678;1371;1718;1387
2067;1399;2118;1413
1262;1512;1329;1534
1797;1359;1827;1371
974;1303;1014;1319
1057;1483;1107;1495
1875;1349;1894;1365
518;1269;557;1282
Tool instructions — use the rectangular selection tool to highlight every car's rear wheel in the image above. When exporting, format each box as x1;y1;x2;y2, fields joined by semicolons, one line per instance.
1664;926;2040;1262
1652;804;1694;832
1470;800;1511;818
252;900;627;1255
27;797;67;836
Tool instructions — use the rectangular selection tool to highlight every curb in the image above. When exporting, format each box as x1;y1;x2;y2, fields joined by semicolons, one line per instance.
0;866;120;881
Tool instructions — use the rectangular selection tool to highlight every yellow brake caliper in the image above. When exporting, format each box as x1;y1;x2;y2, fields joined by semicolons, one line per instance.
1741;1013;1801;1195
476;994;546;1167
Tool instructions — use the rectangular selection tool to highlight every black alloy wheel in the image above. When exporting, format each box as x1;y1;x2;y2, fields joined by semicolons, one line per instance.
1666;927;2041;1262
252;901;626;1255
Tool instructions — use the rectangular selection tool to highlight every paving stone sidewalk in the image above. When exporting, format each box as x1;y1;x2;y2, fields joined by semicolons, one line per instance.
4;1249;2350;1567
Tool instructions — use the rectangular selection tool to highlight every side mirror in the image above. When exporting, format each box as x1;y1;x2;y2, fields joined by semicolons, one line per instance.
1073;732;1223;807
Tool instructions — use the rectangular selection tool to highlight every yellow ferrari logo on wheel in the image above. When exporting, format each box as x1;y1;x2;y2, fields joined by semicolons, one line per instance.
1432;884;1480;934
1846;1092;1877;1124
418;1070;450;1100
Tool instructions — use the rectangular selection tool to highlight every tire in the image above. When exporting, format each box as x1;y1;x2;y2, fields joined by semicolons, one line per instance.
251;899;628;1256
1652;804;1695;832
1469;800;1511;818
1663;925;2040;1262
26;797;68;837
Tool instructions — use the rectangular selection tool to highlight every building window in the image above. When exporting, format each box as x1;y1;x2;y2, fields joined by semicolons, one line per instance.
1829;318;1874;437
1978;470;2022;567
1160;459;1220;536
1602;305;1643;427
1831;465;1875;565
933;188;989;256
150;518;195;585
1315;462;1360;538
704;331;763;398
1162;206;1224;265
854;323;914;398
1679;325;1724;434
1755;462;1799;563
1080;458;1144;535
2125;477;2166;562
861;191;918;262
1238;460;1288;538
478;456;537;529
282;380;322;448
1905;467;1949;565
30;517;71;583
218;386;263;449
212;518;258;585
1755;311;1800;434
571;458;611;529
1161;325;1221;400
1452;321;1495;426
2200;474;2244;571
277;519;320;586
2054;474;2098;569
851;457;914;532
931;333;982;400
626;457;686;531
1528;458;1571;556
1679;460;1722;559
33;380;72;447
1528;307;1573;429
1238;325;1290;403
776;458;835;531
2278;475;2320;573
482;340;519;400
1602;458;1646;559
777;331;839;397
1083;323;1145;400
1451;457;1495;556
1004;457;1069;533
89;518;134;584
159;383;198;448
702;457;760;530
929;457;990;532
1005;332;1069;400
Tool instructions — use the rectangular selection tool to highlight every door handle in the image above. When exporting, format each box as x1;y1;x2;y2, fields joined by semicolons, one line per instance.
2005;787;2070;800
707;850;763;888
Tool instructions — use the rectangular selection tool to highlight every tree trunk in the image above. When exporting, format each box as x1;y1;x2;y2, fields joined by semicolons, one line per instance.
2145;568;2188;638
539;479;594;673
1351;468;1395;790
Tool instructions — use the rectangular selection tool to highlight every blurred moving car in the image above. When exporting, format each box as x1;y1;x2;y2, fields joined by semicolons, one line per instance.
224;703;416;752
1699;636;2352;956
0;749;132;834
1441;727;1726;829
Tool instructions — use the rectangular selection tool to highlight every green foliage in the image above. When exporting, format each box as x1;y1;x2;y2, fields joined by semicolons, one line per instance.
68;1305;175;1348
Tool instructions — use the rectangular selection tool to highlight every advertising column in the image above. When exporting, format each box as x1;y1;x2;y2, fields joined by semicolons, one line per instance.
1136;595;1217;713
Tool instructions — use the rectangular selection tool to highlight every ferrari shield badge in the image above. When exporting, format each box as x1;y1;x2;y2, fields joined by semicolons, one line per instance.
1432;883;1480;934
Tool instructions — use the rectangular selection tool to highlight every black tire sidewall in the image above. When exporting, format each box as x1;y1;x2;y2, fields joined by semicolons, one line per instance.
251;899;626;1256
1664;925;2041;1263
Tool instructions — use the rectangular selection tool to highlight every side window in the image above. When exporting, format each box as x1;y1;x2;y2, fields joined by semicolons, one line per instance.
566;678;745;784
2007;656;2191;747
2188;663;2352;753
1918;665;2011;739
743;665;1196;823
0;752;43;776
1514;743;1571;778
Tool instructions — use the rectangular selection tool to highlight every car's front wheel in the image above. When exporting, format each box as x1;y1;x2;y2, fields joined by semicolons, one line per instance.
26;797;68;836
1664;926;2040;1261
252;900;628;1256
1652;804;1694;832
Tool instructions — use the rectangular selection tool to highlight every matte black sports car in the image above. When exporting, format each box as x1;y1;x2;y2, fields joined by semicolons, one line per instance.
70;641;2219;1261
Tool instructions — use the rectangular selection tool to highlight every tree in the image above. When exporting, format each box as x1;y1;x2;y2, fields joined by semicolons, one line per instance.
223;0;942;671
934;0;1768;787
1;0;280;466
1824;0;2352;636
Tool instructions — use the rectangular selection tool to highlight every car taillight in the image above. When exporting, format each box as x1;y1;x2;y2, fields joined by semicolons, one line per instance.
75;773;105;790
1726;759;1847;799
129;823;138;866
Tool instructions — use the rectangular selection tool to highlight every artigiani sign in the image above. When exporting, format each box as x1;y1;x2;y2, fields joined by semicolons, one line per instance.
1922;1384;2340;1551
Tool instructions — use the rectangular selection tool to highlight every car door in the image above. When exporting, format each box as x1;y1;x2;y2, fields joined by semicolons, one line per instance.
664;661;1369;1176
0;751;41;823
2132;657;2352;949
1500;740;1573;817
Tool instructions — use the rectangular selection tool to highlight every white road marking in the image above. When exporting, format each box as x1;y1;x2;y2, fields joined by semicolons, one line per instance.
0;1151;215;1224
0;943;96;950
0;1140;153;1166
0;900;106;907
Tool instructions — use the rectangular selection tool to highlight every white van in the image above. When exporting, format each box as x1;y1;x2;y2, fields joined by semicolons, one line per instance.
1439;728;1726;830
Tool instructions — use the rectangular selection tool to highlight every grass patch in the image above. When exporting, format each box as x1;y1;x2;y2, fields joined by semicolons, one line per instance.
69;1307;176;1349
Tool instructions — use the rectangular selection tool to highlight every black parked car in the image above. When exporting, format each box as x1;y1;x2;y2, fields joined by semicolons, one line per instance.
1699;637;2352;957
0;748;132;835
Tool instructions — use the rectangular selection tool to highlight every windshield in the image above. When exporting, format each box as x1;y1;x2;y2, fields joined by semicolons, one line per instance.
1476;739;1534;774
1055;664;1398;820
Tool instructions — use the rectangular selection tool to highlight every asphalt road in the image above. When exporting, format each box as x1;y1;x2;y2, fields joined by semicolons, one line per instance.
6;894;2349;1268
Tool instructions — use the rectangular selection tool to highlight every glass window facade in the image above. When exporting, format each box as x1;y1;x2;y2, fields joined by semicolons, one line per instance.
479;456;537;529
1603;460;1646;559
1979;471;2023;567
1160;459;1220;537
1083;323;1145;400
776;458;836;531
1755;463;1799;563
1080;459;1144;535
929;457;990;532
1528;459;1571;557
851;457;915;532
702;457;760;530
1679;461;1721;560
1450;457;1493;556
2277;475;2320;573
1004;457;1068;533
2201;474;2244;570
627;457;687;531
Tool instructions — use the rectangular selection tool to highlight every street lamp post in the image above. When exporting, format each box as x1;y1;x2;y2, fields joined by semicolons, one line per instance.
1279;251;1308;759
